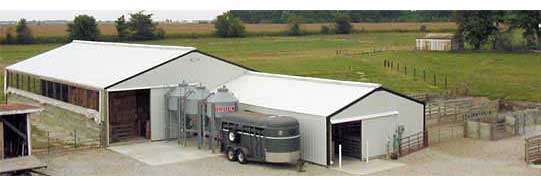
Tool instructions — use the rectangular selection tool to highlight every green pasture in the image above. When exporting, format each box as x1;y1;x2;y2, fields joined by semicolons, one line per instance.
1;32;539;102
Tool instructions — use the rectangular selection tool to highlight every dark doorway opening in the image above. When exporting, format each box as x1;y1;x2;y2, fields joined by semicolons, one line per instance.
109;89;150;143
2;114;29;159
332;121;362;159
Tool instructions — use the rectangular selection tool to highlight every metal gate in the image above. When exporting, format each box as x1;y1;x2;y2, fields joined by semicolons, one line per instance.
525;135;541;163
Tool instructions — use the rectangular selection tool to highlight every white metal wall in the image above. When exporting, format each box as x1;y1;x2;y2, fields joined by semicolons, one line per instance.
361;114;398;159
150;88;170;141
416;39;453;51
110;52;249;91
237;103;328;166
331;90;424;158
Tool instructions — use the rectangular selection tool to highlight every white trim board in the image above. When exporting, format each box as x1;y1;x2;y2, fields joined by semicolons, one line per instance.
330;111;399;124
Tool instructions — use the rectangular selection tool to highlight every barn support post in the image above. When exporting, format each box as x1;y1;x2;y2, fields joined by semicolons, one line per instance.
0;120;4;159
99;89;110;147
27;115;31;156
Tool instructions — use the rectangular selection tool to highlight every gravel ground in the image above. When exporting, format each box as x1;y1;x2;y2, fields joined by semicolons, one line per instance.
38;149;346;176
35;136;541;176
374;136;541;175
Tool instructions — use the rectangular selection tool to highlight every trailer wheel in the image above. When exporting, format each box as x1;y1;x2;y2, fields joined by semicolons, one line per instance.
228;131;237;142
237;150;247;164
226;148;237;161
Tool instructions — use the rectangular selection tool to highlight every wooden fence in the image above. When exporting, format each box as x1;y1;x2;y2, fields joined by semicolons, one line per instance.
525;135;541;163
383;60;470;97
399;131;428;157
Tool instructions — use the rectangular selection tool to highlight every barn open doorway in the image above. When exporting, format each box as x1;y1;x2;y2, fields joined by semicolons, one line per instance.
1;114;29;158
332;121;362;160
109;89;150;143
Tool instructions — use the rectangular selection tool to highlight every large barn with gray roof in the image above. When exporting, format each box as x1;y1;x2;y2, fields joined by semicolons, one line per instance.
4;40;425;166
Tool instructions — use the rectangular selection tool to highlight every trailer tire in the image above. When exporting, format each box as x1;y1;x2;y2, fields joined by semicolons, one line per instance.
226;148;237;161
228;131;237;142
237;149;247;164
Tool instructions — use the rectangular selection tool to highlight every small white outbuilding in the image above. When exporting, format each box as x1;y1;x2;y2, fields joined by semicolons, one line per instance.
5;41;425;166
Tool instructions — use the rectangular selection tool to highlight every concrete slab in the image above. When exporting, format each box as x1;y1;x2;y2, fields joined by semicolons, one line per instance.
108;141;220;166
332;157;405;175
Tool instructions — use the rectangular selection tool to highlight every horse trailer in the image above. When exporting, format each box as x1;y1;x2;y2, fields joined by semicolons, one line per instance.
221;112;301;164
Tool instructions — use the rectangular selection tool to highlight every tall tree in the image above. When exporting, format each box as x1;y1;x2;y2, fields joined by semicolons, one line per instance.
507;11;540;48
287;14;303;36
214;11;246;38
456;11;500;50
15;18;33;44
115;15;129;41
127;11;159;40
67;15;100;41
334;13;353;34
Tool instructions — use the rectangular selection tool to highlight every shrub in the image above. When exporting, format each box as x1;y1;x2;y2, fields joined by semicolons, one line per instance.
320;25;333;34
155;28;166;39
419;25;427;32
3;31;16;44
215;11;246;38
334;13;352;34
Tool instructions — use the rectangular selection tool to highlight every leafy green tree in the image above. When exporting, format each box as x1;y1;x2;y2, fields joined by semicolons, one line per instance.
287;15;303;36
15;18;33;44
67;15;100;41
456;11;500;50
214;11;246;38
507;11;540;49
334;13;353;34
128;11;161;40
115;15;129;41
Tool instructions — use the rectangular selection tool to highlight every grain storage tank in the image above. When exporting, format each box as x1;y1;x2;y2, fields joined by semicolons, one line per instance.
165;81;189;139
206;85;238;152
207;85;239;118
185;84;210;147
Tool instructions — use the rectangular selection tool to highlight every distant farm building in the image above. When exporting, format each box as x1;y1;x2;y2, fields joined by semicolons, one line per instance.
416;33;458;52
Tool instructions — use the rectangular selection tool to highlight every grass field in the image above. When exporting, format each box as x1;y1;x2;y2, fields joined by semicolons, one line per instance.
0;22;456;38
1;32;540;102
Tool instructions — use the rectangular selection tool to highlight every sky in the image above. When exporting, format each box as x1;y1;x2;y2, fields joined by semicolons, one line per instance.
0;10;226;22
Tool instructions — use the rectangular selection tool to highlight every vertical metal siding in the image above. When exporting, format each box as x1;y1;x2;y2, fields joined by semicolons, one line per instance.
237;103;328;166
150;88;169;140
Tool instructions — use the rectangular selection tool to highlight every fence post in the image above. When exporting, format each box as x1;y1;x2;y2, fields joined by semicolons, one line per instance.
74;129;77;149
397;63;400;72
445;75;448;89
433;73;437;86
404;65;407;76
47;131;50;157
413;67;416;80
423;70;426;81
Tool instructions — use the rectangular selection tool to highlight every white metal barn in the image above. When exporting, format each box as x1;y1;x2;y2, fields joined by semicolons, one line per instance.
4;41;425;166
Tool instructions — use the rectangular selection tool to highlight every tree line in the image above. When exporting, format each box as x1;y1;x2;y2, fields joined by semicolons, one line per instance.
2;11;166;44
230;10;454;23
2;10;539;50
455;11;540;50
